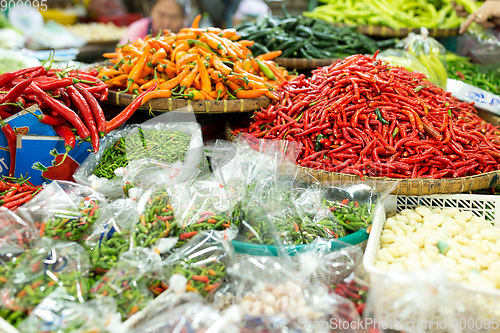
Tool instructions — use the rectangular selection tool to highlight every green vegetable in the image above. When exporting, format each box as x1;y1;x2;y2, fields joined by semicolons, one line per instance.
94;129;191;180
236;15;392;58
437;240;450;255
446;56;500;94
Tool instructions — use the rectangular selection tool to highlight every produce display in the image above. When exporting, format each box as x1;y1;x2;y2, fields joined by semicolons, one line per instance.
236;16;396;59
303;0;479;30
0;176;42;210
64;22;127;43
94;128;191;180
99;16;291;101
447;55;500;93
330;279;368;315
167;261;226;297
0;66;107;157
376;206;500;289
234;53;500;179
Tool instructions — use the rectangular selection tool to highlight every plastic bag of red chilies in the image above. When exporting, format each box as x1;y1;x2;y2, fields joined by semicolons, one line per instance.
237;53;500;179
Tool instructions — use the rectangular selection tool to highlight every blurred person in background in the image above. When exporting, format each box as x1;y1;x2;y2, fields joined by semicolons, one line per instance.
453;0;500;33
232;0;271;26
119;0;188;45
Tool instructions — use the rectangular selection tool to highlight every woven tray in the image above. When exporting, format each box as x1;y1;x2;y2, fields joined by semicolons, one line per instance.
224;119;500;196
274;58;337;70
105;91;272;113
333;24;459;38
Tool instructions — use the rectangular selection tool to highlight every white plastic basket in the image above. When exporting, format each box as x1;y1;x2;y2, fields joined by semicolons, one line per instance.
364;194;500;333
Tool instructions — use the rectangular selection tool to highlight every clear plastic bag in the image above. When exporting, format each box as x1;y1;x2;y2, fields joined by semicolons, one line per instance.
17;287;120;333
0;207;38;258
458;22;500;66
396;28;448;88
165;180;238;248
129;299;236;333
228;254;361;333
89;247;163;321
162;230;234;299
19;181;106;242
73;124;140;198
121;112;204;193
0;238;90;327
378;49;434;80
84;198;138;276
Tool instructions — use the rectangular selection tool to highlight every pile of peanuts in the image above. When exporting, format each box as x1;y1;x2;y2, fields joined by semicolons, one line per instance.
375;206;500;289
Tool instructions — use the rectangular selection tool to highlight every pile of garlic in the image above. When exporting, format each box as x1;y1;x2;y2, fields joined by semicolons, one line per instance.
375;206;500;289
240;281;324;320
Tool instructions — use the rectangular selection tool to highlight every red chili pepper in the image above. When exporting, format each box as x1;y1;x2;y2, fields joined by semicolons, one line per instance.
26;110;66;126
66;86;99;153
105;82;158;134
0;118;16;177
0;67;42;87
53;124;76;167
0;79;32;112
192;275;210;284
179;231;198;240
30;83;90;141
74;83;106;138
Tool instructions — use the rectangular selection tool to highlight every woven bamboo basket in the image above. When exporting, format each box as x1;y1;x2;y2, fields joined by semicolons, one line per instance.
274;58;337;70
333;24;459;38
224;116;500;196
105;91;272;113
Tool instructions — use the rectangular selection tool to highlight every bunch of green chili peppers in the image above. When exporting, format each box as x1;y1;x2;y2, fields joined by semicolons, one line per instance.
40;198;101;242
447;57;500;93
94;129;191;180
167;260;226;297
89;268;153;320
323;198;375;232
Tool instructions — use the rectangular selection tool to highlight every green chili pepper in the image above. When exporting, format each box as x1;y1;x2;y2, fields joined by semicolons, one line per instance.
256;59;276;81
375;108;389;125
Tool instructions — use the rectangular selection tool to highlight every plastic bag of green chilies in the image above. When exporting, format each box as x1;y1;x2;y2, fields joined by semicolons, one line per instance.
0;238;91;327
19;181;106;243
396;28;448;88
162;230;234;299
165;180;239;248
89;247;163;320
84;198;138;277
17;287;120;333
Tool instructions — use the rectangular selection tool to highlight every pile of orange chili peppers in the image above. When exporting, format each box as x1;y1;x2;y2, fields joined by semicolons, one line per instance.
99;15;291;103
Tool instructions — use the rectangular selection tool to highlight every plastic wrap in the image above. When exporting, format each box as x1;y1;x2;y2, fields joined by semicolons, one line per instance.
378;49;434;80
396;28;448;88
122;112;204;193
162;230;234;299
17;287;119;333
228;255;361;333
166;180;238;248
89;247;163;320
0;238;90;327
0;208;38;258
129;299;236;333
19;181;106;242
84;198;138;276
458;22;500;66
73;124;140;198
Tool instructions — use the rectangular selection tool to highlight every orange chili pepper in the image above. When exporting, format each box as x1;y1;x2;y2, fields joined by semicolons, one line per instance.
180;62;199;91
265;91;279;100
204;33;227;56
171;40;189;61
200;91;214;100
141;90;172;105
212;56;231;75
197;56;211;94
209;69;222;81
237;40;254;47
227;81;241;92
264;61;286;84
148;39;171;54
215;81;226;100
128;306;139;316
160;66;191;90
151;48;167;65
177;53;198;72
103;52;117;58
257;50;282;61
124;44;151;92
193;73;202;90
157;64;165;73
165;65;177;79
236;89;268;99
140;78;165;90
122;45;143;57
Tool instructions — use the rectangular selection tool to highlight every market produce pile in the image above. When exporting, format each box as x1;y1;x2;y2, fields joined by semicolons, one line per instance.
99;16;291;101
447;55;500;93
375;206;500;289
234;53;500;179
236;15;396;59
303;0;479;29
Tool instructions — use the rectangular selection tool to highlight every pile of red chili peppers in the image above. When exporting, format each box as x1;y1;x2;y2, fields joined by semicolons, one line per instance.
0;176;42;211
235;53;500;179
0;65;156;176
